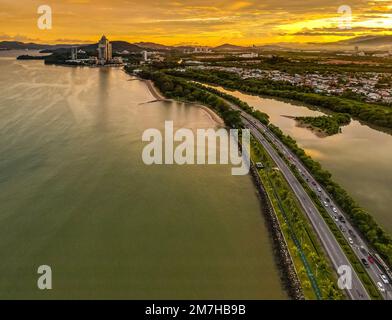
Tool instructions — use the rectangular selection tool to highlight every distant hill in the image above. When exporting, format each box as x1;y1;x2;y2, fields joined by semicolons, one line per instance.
173;36;392;52
134;42;173;50
81;41;143;53
256;44;296;51
0;40;144;53
213;43;249;51
0;41;77;50
332;35;392;46
316;35;392;50
7;36;392;55
253;36;392;52
43;41;143;55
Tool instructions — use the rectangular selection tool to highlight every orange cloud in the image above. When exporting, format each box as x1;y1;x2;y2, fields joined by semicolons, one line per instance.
0;0;391;45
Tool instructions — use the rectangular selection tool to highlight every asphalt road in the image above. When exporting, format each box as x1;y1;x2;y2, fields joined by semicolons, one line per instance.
224;101;376;299
257;119;392;300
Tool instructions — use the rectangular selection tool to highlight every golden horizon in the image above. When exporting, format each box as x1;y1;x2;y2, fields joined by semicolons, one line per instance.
1;0;392;46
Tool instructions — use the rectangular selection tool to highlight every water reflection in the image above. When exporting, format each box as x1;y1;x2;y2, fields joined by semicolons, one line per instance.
0;53;286;299
211;85;392;232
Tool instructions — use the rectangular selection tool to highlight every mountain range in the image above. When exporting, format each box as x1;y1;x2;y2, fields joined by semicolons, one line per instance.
0;41;77;51
265;35;392;51
2;35;392;53
323;35;392;49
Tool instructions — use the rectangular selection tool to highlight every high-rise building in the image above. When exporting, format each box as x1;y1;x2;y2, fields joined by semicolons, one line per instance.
71;47;78;60
183;46;212;54
141;50;148;61
97;35;112;64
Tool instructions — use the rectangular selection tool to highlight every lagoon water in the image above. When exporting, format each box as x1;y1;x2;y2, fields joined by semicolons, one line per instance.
211;85;392;233
0;52;286;299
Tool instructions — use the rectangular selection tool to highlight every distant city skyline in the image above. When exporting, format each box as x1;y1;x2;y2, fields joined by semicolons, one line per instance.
1;0;392;46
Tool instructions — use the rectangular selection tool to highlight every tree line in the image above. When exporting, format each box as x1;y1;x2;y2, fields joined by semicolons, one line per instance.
295;113;351;136
191;83;271;125
268;124;392;266
136;69;242;129
168;69;392;129
133;67;392;268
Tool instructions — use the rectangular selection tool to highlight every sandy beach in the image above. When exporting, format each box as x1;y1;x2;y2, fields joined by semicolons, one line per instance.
196;104;225;126
144;80;167;101
142;78;225;126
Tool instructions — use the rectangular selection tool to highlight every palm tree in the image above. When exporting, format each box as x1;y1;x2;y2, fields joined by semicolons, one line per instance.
318;260;331;280
296;225;306;247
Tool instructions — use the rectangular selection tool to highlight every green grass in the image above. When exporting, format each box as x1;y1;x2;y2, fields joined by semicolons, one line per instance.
251;138;344;300
271;142;383;300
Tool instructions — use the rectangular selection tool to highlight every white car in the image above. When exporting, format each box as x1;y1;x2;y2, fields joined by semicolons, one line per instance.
333;207;338;213
323;201;329;207
348;237;354;245
377;282;385;292
380;274;390;285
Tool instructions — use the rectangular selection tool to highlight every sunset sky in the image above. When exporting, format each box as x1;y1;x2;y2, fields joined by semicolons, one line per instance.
1;0;392;45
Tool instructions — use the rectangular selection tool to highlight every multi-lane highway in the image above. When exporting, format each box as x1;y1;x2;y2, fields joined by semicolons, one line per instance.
260;121;392;300
223;98;392;300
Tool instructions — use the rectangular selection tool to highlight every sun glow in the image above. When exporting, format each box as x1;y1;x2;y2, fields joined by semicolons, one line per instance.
1;0;392;45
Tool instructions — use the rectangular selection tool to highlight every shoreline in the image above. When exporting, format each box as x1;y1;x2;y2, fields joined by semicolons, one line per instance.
192;103;225;126
140;77;224;126
143;79;167;101
282;115;329;138
132;73;305;298
192;79;392;137
249;162;304;300
295;121;330;138
145;76;296;298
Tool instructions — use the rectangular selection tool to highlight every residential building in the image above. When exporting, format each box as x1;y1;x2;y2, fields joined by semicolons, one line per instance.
97;35;112;64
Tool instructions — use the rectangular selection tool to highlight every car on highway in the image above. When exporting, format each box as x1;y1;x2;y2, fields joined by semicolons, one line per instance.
361;258;370;268
256;162;264;169
368;255;375;264
317;187;322;193
346;228;356;238
334;216;339;222
380;274;390;284
332;207;338;213
377;282;385;293
339;225;346;232
323;201;329;207
339;216;346;223
348;237;354;245
312;182;316;186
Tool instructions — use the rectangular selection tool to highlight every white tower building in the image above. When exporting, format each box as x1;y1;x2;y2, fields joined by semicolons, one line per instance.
97;35;112;64
141;50;148;62
71;47;78;60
